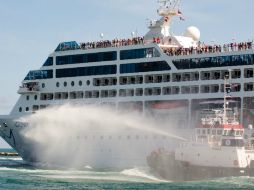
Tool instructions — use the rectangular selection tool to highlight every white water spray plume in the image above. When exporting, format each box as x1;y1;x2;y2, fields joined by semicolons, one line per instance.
19;104;186;169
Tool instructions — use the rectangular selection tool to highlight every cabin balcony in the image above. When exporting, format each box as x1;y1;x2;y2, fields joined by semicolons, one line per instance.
18;82;39;94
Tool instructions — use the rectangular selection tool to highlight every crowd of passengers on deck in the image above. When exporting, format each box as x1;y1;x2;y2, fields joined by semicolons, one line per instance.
60;35;253;56
163;41;253;56
80;37;144;49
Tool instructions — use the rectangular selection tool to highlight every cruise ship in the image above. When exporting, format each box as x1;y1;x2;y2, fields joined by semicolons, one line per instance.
0;0;254;168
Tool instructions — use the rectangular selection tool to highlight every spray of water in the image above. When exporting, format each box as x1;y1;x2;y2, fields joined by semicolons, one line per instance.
19;104;186;169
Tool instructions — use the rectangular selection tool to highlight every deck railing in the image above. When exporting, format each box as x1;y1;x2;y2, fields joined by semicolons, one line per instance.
163;42;253;56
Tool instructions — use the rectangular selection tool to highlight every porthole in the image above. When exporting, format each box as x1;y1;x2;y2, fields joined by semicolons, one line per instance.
34;95;38;100
26;95;29;101
26;107;29;112
79;81;82;86
64;82;67;87
71;81;75;87
19;107;22;112
56;82;60;87
42;83;45;88
86;80;90;86
225;139;231;146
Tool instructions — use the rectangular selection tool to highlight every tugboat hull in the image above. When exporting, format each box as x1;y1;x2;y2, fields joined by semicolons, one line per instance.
147;151;254;181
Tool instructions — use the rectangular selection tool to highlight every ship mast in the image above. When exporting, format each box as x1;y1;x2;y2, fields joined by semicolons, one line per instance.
157;0;181;36
145;0;182;41
223;71;231;125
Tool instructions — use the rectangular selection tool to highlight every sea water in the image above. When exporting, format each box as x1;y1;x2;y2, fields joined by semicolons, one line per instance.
0;149;254;190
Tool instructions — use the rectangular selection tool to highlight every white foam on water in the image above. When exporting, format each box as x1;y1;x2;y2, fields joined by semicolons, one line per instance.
121;167;169;183
36;171;166;183
2;167;169;183
84;165;93;170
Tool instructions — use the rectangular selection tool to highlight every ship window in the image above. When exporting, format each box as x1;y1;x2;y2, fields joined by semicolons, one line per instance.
56;82;60;87
19;107;22;112
173;54;254;70
231;70;241;79
56;65;117;78
120;48;160;60
34;95;38;100
26;107;29;112
71;81;75;86
40;93;54;101
245;68;254;78
24;70;53;80
222;139;244;147
56;51;117;65
64;82;67;87
79;81;82;86
42;83;45;88
40;105;47;109
163;87;171;95
120;61;170;74
26;95;29;101
245;83;254;91
32;105;39;111
86;80;90;86
43;57;53;66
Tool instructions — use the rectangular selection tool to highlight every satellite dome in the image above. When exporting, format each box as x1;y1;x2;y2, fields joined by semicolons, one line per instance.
184;26;201;41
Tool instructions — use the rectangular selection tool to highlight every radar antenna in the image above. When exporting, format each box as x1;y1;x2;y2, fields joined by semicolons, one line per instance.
157;0;181;17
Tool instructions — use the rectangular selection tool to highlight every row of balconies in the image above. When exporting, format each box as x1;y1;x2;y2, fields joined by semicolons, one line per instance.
38;83;246;101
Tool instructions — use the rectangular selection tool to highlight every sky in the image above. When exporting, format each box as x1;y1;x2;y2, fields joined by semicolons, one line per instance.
0;0;253;148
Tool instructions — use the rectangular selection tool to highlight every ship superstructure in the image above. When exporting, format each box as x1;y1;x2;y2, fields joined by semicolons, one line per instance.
0;0;254;168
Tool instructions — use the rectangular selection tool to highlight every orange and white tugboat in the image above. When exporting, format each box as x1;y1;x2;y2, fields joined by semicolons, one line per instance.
147;75;254;181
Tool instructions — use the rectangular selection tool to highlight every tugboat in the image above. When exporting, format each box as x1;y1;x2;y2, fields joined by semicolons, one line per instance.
147;75;254;181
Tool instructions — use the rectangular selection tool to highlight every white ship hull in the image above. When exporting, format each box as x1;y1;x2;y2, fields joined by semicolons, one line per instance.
0;116;188;169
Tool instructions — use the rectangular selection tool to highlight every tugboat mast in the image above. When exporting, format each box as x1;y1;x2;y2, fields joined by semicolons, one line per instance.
223;71;232;125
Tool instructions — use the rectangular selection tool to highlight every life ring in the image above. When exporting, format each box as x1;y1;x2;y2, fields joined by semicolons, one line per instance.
225;139;231;146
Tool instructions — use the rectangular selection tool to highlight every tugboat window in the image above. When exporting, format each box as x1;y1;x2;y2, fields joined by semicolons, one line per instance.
34;95;38;100
19;107;22;112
